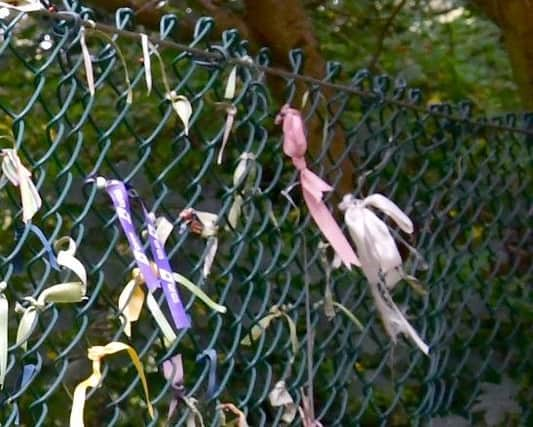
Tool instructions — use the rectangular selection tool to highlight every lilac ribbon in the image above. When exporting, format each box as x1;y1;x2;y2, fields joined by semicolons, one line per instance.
162;354;184;421
103;180;160;291
141;204;190;329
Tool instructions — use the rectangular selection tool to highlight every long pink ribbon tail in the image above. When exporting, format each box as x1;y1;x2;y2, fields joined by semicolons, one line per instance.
276;104;360;269
301;169;360;268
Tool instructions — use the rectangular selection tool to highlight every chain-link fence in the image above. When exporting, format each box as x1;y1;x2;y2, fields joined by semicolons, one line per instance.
0;3;531;426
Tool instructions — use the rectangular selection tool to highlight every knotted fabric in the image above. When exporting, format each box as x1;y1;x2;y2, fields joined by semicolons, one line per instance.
276;104;360;268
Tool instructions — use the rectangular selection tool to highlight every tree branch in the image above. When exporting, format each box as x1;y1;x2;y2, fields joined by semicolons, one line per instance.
368;0;407;71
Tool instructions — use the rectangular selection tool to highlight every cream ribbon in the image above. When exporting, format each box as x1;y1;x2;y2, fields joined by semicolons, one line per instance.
1;148;42;224
178;208;219;278
15;237;87;350
340;193;429;355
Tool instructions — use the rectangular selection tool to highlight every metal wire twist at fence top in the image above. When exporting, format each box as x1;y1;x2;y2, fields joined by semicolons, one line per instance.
0;2;531;426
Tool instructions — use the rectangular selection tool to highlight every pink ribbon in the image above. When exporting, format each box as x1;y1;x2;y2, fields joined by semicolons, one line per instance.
276;104;360;268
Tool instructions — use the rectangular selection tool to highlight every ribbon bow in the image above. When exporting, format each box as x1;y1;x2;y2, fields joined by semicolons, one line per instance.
339;193;429;355
275;105;359;269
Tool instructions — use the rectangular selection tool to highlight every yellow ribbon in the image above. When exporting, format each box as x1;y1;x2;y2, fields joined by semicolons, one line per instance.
241;305;298;362
70;341;153;427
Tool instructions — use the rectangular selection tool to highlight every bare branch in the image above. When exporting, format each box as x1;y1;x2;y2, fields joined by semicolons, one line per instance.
368;0;408;71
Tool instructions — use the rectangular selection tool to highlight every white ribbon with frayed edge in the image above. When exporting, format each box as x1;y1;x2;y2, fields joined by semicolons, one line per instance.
1;148;41;223
15;237;87;350
0;281;7;389
339;193;429;355
69;341;154;427
178;208;219;278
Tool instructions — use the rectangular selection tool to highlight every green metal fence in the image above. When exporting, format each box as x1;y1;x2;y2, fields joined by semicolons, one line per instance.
0;2;531;426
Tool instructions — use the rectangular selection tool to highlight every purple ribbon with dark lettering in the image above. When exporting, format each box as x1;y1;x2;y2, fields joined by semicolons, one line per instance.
101;179;190;329
104;180;160;291
142;204;190;329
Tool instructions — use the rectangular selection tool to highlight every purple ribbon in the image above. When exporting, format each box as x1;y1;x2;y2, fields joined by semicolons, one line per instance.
104;180;160;291
141;204;190;329
102;179;190;329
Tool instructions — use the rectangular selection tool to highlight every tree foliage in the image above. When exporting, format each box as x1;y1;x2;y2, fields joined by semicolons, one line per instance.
86;0;524;113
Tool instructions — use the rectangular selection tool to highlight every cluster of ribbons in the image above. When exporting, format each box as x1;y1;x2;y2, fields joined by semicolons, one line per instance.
276;104;429;356
94;177;190;330
0;95;430;425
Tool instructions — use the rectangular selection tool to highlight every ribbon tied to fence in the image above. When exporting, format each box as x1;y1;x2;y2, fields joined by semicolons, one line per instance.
275;104;360;269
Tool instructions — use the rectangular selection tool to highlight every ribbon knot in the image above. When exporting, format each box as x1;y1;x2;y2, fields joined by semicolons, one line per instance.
276;104;360;269
291;156;307;172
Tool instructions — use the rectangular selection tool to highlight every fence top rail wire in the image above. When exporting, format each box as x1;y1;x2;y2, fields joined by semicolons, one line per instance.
19;6;533;137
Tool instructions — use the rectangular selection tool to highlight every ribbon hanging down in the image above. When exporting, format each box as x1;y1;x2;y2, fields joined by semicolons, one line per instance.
275;105;360;269
178;208;219;278
162;354;206;426
118;267;177;345
339;193;429;355
70;341;154;427
1;148;42;224
93;177;190;330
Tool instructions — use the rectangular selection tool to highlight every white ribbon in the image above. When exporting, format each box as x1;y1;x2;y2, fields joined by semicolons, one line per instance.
179;208;219;278
340;193;429;355
1;148;42;223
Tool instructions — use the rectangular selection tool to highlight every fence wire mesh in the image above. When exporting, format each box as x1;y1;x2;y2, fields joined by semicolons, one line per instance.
0;3;531;426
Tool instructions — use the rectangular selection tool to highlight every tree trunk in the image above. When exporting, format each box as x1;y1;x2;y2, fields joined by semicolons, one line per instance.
243;1;353;195
472;0;533;110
